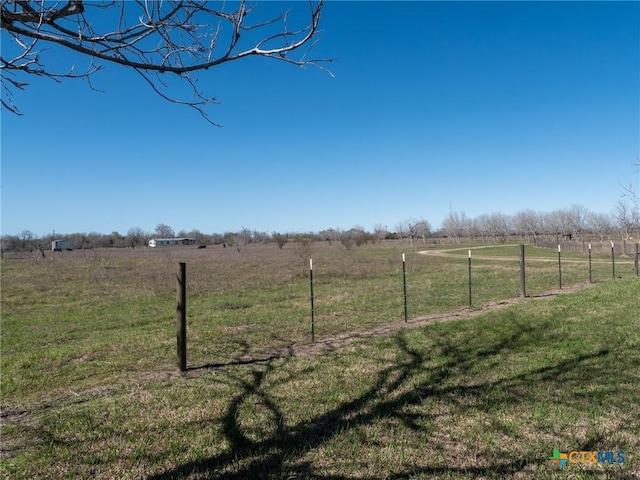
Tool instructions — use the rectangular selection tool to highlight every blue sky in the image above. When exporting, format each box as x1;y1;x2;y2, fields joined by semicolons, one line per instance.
2;1;638;237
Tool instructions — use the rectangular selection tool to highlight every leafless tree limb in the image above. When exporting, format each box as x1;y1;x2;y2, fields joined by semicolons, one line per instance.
618;159;640;205
1;0;333;123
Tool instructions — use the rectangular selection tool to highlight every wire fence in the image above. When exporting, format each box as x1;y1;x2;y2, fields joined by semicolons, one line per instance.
178;243;639;370
534;238;640;256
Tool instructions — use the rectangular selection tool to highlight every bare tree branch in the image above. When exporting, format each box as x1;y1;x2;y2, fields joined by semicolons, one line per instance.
618;159;640;205
1;0;333;123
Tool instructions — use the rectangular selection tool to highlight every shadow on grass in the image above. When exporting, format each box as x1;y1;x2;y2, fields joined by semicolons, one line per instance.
187;355;284;370
187;336;295;370
149;319;615;480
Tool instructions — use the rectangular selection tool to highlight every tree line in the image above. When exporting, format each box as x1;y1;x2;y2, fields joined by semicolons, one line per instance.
0;225;381;253
441;202;639;244
2;202;638;254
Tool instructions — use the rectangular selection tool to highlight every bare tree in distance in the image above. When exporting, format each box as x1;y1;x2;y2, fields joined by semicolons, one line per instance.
338;229;355;251
613;200;639;241
126;227;148;248
1;0;332;123
619;159;640;205
586;212;613;242
441;212;468;244
272;232;288;249
512;209;540;242
483;213;511;243
154;223;174;239
373;224;388;242
397;218;431;248
292;234;314;274
565;204;589;241
233;228;253;253
616;160;640;240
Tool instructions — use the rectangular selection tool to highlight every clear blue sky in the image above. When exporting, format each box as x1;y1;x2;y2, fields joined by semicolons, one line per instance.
2;1;638;237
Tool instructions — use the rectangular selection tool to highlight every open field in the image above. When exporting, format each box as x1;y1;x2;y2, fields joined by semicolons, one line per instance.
3;241;635;402
1;242;639;478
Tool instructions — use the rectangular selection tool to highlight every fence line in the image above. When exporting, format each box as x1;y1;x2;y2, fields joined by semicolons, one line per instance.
176;244;637;370
534;238;639;256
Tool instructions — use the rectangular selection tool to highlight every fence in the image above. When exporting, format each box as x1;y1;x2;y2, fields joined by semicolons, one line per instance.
175;244;639;371
534;238;640;256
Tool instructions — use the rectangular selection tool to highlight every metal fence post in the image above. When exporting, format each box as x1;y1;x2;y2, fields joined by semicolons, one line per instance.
468;250;472;307
402;253;408;322
177;262;187;372
519;244;526;298
310;259;315;343
589;242;593;283
558;244;562;289
611;241;616;279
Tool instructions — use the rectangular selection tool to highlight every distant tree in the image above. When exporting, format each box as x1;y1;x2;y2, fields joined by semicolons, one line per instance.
317;228;340;243
235;228;253;251
513;210;540;242
544;210;572;242
335;227;372;250
397;218;431;248
587;212;613;242
613;200;639;241
155;223;174;239
1;235;19;252
373;224;388;242
619;159;640;205
564;204;589;241
618;160;640;240
67;232;84;249
441;212;468;244
482;213;511;243
1;230;41;251
467;217;482;241
108;231;126;248
537;212;555;242
221;232;235;247
221;228;253;252
338;230;355;250
348;226;374;247
409;219;431;246
187;229;206;244
19;229;35;249
209;233;225;245
292;234;314;269
1;1;331;123
251;230;271;244
272;232;288;249
126;227;147;248
196;232;215;245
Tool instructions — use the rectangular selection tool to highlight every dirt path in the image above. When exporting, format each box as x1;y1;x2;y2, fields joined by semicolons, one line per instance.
419;244;635;264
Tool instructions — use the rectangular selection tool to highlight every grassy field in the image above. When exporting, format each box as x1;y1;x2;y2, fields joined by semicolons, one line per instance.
1;242;639;478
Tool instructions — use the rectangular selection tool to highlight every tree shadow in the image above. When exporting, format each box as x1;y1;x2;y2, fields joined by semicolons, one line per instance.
188;336;294;371
149;324;613;480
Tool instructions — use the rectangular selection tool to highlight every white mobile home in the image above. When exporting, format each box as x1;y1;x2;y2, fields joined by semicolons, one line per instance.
52;239;72;251
148;238;196;248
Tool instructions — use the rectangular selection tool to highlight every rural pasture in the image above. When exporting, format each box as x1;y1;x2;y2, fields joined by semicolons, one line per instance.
1;241;638;479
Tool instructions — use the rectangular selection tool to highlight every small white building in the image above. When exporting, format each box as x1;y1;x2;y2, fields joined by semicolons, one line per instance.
148;238;196;248
52;239;72;251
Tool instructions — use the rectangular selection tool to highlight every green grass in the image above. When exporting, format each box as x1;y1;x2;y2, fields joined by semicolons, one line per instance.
1;243;639;478
1;242;636;401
